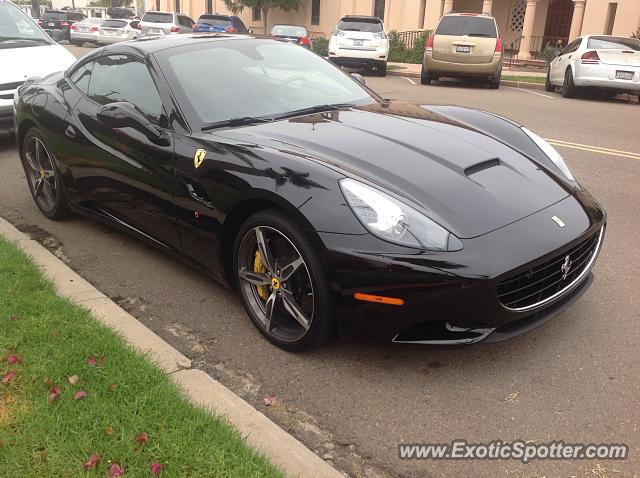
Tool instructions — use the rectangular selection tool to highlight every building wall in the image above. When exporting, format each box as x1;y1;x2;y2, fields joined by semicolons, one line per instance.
580;0;640;37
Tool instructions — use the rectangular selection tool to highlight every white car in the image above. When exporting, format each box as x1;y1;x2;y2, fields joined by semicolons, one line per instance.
70;17;104;46
328;15;389;77
546;35;640;99
97;19;140;45
0;0;76;135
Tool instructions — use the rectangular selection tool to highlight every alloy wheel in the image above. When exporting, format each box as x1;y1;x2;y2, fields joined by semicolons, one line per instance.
237;226;314;343
24;136;58;213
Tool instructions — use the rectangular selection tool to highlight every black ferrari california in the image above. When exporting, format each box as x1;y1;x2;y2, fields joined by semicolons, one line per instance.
13;34;606;350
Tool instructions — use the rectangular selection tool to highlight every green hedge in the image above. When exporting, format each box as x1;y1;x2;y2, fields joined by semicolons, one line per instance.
312;37;329;57
388;30;430;64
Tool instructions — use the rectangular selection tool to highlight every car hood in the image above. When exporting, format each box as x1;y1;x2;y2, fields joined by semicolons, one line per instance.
215;101;569;239
0;44;76;86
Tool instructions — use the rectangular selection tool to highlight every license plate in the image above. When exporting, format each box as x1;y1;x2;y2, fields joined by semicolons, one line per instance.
456;45;471;53
615;71;633;80
353;39;364;47
149;29;161;34
48;22;54;26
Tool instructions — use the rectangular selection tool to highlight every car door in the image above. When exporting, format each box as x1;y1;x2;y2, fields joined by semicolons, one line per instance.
62;53;180;250
551;39;581;83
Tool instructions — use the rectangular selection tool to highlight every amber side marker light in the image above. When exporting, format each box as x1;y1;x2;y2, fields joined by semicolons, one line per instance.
354;293;404;306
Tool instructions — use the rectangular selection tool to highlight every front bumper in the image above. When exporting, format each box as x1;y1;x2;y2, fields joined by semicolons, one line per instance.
423;52;502;77
328;43;389;68
321;190;605;344
574;63;640;91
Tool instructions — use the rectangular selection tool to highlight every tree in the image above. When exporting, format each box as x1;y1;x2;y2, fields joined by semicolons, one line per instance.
223;0;301;35
31;0;40;18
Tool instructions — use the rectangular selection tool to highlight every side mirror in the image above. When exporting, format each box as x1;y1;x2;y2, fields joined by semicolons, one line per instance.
97;102;169;146
350;73;366;85
49;29;64;42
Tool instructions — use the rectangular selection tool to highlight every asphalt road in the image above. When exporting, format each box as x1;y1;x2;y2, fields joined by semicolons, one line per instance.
1;46;639;478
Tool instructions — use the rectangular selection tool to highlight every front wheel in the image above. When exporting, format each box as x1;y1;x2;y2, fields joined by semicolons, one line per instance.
545;67;554;92
20;128;71;220
233;209;334;351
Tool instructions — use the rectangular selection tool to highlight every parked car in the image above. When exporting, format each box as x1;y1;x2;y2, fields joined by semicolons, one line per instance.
38;9;86;42
193;14;248;33
139;11;193;37
328;15;389;76
106;7;135;19
421;12;503;88
270;24;311;49
97;19;140;45
14;35;606;350
546;35;640;100
0;0;75;135
70;17;104;46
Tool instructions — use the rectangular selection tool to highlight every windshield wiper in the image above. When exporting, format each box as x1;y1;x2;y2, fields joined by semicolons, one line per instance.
201;116;272;131
467;33;493;37
269;103;356;121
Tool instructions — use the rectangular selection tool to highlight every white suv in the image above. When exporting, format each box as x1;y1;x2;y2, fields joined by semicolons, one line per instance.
328;15;389;76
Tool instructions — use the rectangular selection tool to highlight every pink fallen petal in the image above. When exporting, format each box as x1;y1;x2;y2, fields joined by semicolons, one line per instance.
263;394;277;406
86;356;97;366
83;452;101;470
68;375;79;385
150;462;163;475
74;390;87;400
134;432;148;445
1;370;17;384
48;384;61;403
108;463;124;477
8;354;21;365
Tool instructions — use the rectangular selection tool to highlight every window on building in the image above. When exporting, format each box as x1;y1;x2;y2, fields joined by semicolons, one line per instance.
604;2;617;35
509;0;526;32
155;0;160;11
174;0;180;13
373;0;385;21
311;0;320;25
252;7;261;21
206;0;212;13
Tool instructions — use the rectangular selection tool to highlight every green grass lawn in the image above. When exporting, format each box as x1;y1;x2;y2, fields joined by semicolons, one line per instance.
502;75;546;84
0;237;282;478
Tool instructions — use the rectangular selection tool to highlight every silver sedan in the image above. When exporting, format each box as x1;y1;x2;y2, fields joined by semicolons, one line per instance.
546;35;640;99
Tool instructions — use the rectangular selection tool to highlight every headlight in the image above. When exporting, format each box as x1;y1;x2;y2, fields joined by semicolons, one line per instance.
521;127;575;182
339;178;463;251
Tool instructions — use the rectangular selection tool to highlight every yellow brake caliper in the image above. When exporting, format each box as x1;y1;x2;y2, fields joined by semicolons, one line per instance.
254;250;269;300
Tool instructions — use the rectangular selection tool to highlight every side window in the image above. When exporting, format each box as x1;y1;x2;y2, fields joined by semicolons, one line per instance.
130;20;139;29
87;54;164;124
236;18;248;33
68;60;94;94
569;38;582;53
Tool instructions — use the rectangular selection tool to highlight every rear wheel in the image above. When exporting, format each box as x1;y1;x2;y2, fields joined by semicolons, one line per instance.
562;68;577;98
233;209;334;351
420;64;432;85
489;69;501;89
20;128;71;220
545;67;554;92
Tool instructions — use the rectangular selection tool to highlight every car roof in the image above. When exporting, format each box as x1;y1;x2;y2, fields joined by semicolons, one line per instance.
339;15;382;21
143;10;174;15
93;33;258;57
442;12;496;19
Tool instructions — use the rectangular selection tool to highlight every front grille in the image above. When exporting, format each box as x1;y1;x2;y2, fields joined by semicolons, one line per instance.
497;228;603;310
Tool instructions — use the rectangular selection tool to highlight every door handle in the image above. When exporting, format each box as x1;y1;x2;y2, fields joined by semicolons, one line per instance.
64;125;77;138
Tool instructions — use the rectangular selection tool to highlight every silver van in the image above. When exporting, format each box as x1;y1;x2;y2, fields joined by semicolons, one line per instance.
139;11;194;37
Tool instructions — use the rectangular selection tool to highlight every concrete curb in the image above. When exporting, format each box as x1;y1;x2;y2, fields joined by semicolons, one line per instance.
0;216;342;478
387;69;546;90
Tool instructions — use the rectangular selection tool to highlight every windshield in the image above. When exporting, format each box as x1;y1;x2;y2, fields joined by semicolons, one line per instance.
198;15;231;26
271;25;308;37
587;36;640;51
156;39;376;128
0;2;51;45
337;18;383;33
41;11;67;20
102;20;127;28
436;16;497;37
142;12;172;23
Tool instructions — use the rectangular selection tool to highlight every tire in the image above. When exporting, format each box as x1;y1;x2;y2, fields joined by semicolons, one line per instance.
420;64;432;85
489;70;501;89
70;40;82;46
233;209;334;351
377;62;387;77
562;68;577;98
20;128;71;220
545;67;554;92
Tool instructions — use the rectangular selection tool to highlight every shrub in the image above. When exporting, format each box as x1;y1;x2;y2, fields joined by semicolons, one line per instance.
540;45;560;64
387;30;408;63
387;30;430;64
312;37;328;57
632;28;640;40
